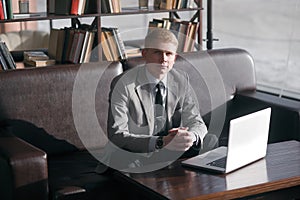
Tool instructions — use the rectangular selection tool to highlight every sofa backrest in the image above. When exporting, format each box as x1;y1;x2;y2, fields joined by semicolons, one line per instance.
0;48;255;154
0;62;123;153
125;48;256;116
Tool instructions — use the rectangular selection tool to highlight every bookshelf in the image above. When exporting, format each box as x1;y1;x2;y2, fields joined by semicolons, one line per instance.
0;0;203;66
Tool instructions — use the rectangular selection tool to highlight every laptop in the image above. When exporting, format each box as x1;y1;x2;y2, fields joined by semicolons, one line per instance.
181;107;271;174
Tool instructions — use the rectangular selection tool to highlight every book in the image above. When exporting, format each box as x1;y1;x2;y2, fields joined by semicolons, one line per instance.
85;0;97;14
149;20;164;30
154;0;161;9
2;0;7;19
181;0;188;8
24;59;56;67
100;0;110;13
101;30;114;61
79;30;91;63
61;27;74;63
24;51;49;61
160;0;173;9
55;0;72;15
49;0;55;13
0;41;16;69
111;27;127;60
178;21;191;52
0;49;9;70
125;46;141;58
77;0;86;15
5;0;13;19
185;22;198;51
74;30;85;63
13;12;45;19
152;18;165;27
148;18;171;32
102;27;125;61
71;0;80;15
82;30;95;63
160;18;172;29
0;0;4;20
23;50;55;67
55;29;66;63
172;0;178;9
107;0;113;13
68;30;85;63
48;28;67;62
104;29;119;61
48;29;60;59
111;0;121;13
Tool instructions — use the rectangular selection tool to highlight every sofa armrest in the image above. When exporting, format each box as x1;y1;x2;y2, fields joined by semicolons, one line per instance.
0;136;48;200
236;91;300;143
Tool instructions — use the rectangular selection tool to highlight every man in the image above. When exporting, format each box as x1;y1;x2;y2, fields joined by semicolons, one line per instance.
108;28;207;155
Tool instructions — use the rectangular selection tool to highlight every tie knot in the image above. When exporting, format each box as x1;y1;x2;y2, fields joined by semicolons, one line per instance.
156;81;164;90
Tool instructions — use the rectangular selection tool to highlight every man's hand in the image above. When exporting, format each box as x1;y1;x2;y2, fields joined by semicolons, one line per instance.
163;127;196;151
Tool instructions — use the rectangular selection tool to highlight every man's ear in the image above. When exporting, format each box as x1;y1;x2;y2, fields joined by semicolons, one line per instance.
141;49;147;58
174;53;178;61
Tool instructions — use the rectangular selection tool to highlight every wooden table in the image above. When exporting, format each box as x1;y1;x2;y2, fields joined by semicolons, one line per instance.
115;140;300;200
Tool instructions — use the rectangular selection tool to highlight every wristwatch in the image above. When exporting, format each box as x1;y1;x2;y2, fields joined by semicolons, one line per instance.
155;136;164;149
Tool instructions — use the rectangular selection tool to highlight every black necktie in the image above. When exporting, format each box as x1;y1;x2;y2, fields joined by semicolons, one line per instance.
155;82;164;106
154;82;166;135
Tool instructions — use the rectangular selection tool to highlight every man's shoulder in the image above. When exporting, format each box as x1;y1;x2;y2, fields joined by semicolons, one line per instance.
120;65;143;79
170;68;186;75
111;66;144;88
170;68;188;81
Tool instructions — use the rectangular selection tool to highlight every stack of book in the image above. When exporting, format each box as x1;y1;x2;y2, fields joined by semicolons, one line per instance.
101;27;127;61
23;51;56;67
48;25;96;64
0;0;13;20
148;18;199;52
0;41;16;70
125;46;142;58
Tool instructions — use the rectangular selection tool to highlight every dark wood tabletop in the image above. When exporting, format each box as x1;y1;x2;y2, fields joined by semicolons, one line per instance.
115;140;300;200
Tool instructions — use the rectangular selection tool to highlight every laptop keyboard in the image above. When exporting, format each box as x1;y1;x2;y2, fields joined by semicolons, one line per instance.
207;156;227;168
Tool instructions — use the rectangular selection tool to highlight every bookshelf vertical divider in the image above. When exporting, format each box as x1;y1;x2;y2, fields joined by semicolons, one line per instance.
97;0;103;60
197;0;203;48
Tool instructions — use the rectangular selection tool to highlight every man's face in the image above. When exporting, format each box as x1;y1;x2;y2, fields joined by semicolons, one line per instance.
142;48;177;79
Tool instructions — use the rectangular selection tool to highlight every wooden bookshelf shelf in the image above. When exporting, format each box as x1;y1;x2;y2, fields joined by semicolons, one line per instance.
0;0;204;67
102;7;203;16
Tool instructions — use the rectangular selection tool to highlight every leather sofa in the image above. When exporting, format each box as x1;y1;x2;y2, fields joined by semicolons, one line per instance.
0;48;299;200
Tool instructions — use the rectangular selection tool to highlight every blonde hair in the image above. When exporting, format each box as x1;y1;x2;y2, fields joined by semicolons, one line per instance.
144;28;178;52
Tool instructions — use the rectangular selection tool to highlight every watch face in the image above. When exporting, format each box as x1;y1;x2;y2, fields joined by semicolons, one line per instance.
156;136;164;149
